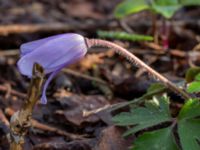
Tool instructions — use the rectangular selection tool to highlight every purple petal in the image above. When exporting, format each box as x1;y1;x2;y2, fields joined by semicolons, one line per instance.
40;61;70;104
20;34;64;56
40;68;61;104
17;33;87;77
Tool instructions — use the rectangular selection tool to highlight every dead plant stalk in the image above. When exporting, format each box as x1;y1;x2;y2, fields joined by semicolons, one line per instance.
9;63;45;150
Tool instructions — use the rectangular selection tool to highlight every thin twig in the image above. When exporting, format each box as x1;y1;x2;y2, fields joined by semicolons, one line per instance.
62;68;107;85
83;87;167;117
0;20;117;36
0;49;19;56
119;18;134;33
0;84;26;98
0;24;73;36
0;19;198;36
83;105;110;117
31;120;84;140
6;107;84;140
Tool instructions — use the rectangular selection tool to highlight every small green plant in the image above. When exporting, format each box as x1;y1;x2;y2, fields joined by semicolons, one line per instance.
115;0;200;19
113;0;200;49
112;66;200;150
113;88;200;150
113;95;172;137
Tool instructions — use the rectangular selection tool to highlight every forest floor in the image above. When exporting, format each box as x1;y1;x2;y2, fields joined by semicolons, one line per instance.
0;0;199;150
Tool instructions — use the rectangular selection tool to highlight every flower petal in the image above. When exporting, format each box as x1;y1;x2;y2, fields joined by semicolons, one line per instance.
20;34;63;56
17;33;87;77
40;68;61;104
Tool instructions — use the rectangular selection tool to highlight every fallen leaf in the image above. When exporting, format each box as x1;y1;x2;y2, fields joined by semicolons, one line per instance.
94;126;133;150
56;95;110;126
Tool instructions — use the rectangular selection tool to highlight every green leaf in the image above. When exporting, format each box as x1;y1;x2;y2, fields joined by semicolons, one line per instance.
187;81;200;93
178;99;200;120
97;31;153;41
178;119;200;150
178;99;200;150
180;0;200;5
151;0;181;19
147;83;165;93
114;0;149;18
195;73;200;81
185;67;200;83
112;95;172;136
114;0;200;19
133;127;179;150
114;0;181;19
186;68;200;93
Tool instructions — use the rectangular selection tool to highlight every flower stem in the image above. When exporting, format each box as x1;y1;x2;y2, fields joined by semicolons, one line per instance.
161;19;170;50
9;63;45;150
85;38;191;100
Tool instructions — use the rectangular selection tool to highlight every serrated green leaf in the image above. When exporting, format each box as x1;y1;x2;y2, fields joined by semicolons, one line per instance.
185;67;200;83
187;81;200;93
112;95;172;136
114;0;149;18
178;119;200;150
97;31;153;41
178;99;200;150
133;127;179;150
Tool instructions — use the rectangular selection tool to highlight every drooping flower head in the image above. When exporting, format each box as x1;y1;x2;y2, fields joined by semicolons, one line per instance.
17;33;87;104
18;33;191;104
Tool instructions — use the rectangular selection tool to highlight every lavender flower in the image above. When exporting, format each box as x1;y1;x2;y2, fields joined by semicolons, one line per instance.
17;33;87;104
17;33;191;105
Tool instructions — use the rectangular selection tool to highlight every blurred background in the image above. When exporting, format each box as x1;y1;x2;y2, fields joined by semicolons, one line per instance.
0;0;199;150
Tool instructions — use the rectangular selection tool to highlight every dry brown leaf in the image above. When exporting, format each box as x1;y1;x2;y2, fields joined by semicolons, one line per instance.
56;95;110;126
